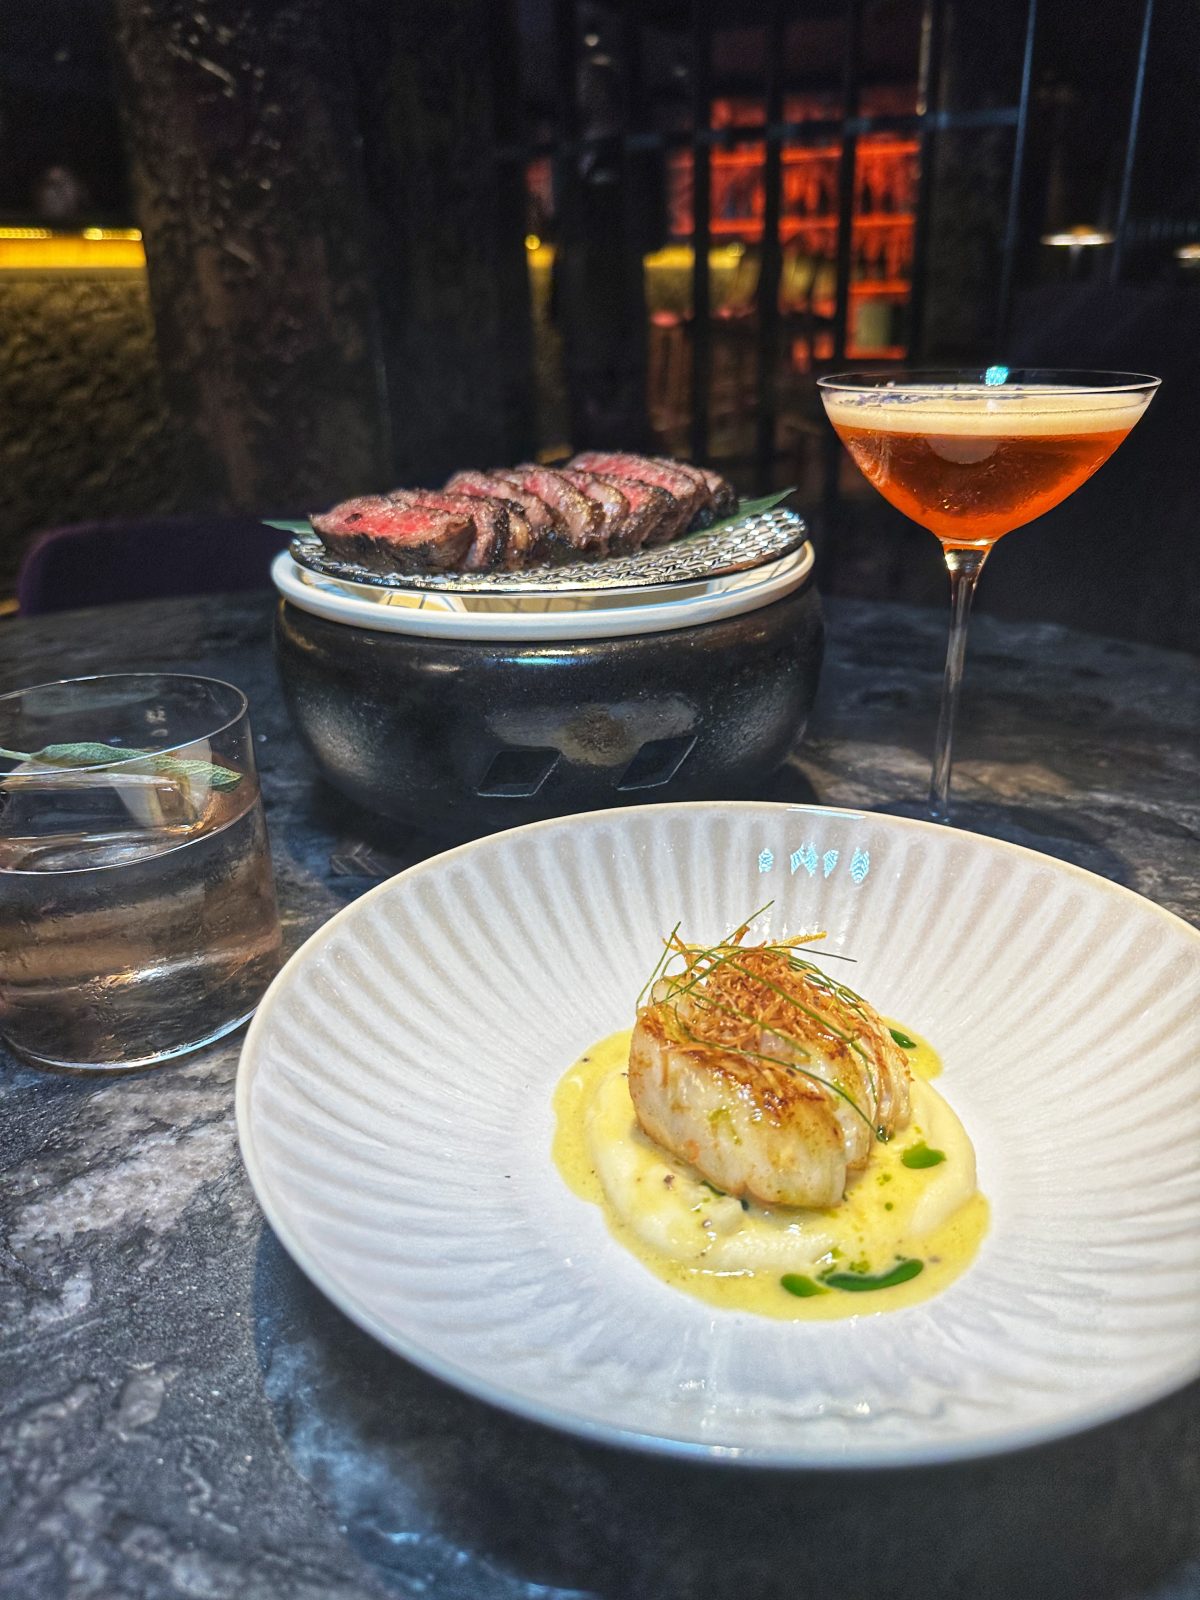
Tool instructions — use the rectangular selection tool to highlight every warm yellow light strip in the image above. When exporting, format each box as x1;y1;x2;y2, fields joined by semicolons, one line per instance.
527;243;747;271
0;228;146;271
644;244;747;269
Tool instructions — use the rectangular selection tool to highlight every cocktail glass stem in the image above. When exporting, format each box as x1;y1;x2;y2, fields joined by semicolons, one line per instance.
929;546;990;823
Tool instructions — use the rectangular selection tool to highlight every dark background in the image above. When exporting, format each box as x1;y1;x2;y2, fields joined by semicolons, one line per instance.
1;0;1198;649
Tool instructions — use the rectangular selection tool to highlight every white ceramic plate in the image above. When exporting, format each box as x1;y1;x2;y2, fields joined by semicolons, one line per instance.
270;544;813;641
236;803;1200;1467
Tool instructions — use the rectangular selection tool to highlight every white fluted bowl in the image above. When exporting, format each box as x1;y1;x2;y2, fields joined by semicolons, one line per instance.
236;802;1200;1467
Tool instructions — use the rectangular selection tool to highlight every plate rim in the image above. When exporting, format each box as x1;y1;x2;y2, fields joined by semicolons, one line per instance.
270;542;814;642
236;800;1200;1470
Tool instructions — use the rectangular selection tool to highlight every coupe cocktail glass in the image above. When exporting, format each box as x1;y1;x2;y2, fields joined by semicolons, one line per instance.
818;368;1159;819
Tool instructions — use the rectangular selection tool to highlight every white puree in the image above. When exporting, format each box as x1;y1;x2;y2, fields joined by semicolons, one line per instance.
586;1067;976;1274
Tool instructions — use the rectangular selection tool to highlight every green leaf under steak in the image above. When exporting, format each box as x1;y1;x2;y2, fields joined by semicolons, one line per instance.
677;488;797;541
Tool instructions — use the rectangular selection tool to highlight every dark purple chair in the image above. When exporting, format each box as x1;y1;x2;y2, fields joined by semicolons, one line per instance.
16;515;295;616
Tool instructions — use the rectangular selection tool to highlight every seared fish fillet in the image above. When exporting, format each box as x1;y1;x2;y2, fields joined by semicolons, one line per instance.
628;934;910;1208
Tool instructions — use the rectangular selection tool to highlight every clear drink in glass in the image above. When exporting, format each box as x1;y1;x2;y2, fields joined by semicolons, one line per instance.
0;673;282;1071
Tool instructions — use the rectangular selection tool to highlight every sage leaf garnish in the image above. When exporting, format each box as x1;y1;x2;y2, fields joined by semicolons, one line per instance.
0;742;243;791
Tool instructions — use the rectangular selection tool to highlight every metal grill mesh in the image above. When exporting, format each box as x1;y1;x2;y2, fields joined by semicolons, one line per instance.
290;506;808;595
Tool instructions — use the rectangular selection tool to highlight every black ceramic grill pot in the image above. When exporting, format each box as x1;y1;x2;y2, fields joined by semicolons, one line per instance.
271;542;824;840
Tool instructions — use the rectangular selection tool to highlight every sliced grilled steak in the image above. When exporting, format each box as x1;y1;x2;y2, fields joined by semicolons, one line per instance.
311;495;474;573
651;457;716;529
564;470;674;551
558;471;631;552
315;454;741;576
383;488;509;570
494;466;605;555
590;472;673;549
698;466;738;519
491;500;535;567
569;452;701;542
442;471;537;567
447;470;568;563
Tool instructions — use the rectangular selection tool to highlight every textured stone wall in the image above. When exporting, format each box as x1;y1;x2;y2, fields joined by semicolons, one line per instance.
108;0;534;505
0;272;187;594
110;0;391;511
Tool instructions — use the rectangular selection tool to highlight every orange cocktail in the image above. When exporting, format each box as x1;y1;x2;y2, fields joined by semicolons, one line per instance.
818;372;1159;817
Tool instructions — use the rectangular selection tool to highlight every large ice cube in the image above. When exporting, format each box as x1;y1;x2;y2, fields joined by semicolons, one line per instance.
0;764;207;871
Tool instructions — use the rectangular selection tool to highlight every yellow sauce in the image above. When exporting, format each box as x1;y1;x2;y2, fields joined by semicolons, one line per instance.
552;1025;988;1319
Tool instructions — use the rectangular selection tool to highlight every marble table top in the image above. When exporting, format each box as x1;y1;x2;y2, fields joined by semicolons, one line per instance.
1;592;1197;1600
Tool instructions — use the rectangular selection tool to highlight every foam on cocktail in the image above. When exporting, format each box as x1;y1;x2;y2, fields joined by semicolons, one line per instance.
821;384;1150;438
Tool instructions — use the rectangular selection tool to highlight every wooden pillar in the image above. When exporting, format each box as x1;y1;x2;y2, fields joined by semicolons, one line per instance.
343;0;536;481
552;42;651;452
920;4;1029;360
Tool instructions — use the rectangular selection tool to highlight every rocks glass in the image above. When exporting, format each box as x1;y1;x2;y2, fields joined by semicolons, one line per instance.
0;673;282;1071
